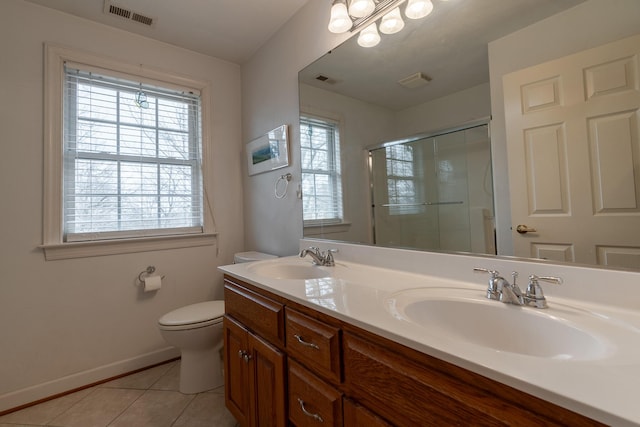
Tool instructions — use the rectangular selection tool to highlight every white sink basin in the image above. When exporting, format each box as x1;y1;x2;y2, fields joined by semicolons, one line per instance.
247;259;333;280
386;287;614;360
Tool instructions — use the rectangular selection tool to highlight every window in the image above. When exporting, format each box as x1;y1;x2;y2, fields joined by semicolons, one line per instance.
43;45;214;259
300;116;344;225
63;66;202;240
385;144;420;215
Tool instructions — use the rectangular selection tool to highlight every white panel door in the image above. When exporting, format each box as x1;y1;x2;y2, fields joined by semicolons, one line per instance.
503;33;640;269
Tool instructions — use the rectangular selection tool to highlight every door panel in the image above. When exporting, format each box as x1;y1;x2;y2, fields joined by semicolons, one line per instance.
504;33;640;268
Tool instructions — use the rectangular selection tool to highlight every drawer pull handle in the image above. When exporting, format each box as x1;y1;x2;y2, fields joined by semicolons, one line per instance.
294;334;320;350
297;398;324;423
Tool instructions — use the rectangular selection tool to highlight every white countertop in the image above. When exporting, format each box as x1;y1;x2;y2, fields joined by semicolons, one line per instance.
219;253;640;426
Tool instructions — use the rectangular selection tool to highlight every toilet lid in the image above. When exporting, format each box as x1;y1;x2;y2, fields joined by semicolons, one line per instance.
158;301;225;327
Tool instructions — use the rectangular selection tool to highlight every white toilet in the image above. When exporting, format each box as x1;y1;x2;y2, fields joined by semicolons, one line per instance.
157;251;276;394
158;301;225;394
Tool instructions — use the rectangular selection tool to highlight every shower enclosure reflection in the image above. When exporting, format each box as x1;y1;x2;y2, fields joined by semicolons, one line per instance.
370;123;495;253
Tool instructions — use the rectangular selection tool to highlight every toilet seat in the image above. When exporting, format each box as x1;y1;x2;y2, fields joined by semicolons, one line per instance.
158;301;225;331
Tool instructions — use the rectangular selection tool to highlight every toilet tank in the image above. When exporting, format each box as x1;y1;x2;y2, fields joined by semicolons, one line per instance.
233;251;278;263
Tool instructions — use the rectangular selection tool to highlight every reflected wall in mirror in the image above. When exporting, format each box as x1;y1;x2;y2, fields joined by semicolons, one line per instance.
298;0;640;271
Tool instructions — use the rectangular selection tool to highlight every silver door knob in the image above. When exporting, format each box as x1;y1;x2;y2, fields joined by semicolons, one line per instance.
516;224;537;234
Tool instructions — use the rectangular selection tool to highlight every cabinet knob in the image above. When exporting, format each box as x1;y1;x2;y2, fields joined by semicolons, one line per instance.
297;398;324;423
238;350;252;362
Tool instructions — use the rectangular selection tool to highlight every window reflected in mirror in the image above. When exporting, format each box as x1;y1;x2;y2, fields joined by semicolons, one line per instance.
300;116;344;228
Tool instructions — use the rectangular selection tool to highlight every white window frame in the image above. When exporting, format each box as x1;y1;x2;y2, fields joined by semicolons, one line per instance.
300;113;347;231
42;44;216;260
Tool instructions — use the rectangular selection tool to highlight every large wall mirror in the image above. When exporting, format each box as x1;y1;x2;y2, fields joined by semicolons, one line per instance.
298;0;640;271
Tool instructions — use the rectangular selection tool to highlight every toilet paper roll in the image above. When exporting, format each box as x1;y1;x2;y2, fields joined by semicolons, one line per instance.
143;275;162;292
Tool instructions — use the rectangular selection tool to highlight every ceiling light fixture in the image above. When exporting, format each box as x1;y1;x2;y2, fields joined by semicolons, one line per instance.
328;0;435;48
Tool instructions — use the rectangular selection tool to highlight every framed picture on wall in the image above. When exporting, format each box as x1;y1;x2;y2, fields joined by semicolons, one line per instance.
246;125;290;176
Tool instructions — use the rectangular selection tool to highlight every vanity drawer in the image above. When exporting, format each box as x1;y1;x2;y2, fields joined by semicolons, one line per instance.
285;307;341;382
288;360;342;427
343;398;392;427
224;281;284;346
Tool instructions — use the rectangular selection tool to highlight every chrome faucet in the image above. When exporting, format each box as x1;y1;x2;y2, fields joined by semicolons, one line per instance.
473;268;562;309
299;247;336;266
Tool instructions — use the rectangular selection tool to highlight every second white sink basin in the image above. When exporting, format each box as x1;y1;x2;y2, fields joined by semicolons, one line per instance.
247;259;333;280
386;287;614;360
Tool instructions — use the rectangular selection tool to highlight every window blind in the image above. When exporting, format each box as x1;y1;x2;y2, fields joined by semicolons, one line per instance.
300;116;343;224
63;64;203;242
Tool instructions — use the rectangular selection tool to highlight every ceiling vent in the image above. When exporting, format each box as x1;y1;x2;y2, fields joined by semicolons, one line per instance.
104;0;156;27
315;74;337;85
398;72;432;89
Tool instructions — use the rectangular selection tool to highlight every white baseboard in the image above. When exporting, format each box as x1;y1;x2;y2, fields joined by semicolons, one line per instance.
0;347;180;413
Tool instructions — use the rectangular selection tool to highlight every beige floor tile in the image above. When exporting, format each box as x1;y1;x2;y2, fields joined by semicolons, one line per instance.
172;393;237;427
149;362;180;392
0;424;43;427
0;388;94;426
101;362;176;390
108;390;194;427
208;385;225;395
49;388;143;427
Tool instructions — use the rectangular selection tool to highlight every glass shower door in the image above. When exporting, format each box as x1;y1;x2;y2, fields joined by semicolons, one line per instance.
369;123;494;254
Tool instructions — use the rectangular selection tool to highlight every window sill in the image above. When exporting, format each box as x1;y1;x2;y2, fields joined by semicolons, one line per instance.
40;233;218;261
303;222;351;235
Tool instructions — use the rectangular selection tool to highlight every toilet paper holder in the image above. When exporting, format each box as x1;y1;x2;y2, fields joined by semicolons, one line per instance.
138;266;165;284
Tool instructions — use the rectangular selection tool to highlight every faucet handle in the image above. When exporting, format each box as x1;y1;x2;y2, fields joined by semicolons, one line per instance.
525;275;562;309
473;267;499;278
324;248;337;266
473;268;502;300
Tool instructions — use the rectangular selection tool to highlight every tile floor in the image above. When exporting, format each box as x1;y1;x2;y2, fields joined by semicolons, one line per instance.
0;360;238;427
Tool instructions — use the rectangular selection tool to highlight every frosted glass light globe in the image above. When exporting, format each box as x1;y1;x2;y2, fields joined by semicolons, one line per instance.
380;7;405;34
349;0;375;18
405;0;434;19
328;1;352;33
357;23;381;48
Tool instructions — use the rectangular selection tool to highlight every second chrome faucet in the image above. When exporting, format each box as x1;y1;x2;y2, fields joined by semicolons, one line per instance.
299;246;336;266
473;268;562;309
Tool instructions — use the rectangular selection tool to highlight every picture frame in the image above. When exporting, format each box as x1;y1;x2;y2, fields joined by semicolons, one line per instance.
246;125;290;176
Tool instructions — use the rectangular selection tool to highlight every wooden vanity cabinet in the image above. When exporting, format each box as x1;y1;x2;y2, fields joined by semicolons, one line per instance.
223;276;605;427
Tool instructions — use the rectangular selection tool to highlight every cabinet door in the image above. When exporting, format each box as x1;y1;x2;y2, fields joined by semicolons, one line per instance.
224;316;250;426
248;332;286;427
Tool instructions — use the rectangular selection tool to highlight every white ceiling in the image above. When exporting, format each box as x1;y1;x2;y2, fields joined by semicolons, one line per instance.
22;0;311;64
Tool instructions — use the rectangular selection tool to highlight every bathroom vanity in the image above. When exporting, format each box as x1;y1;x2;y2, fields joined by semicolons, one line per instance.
222;275;602;426
219;242;640;426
